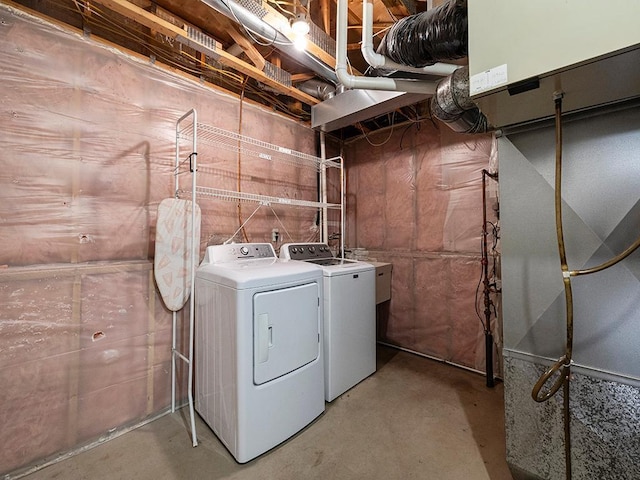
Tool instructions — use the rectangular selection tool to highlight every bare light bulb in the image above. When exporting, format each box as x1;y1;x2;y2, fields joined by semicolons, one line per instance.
291;14;310;35
293;34;308;51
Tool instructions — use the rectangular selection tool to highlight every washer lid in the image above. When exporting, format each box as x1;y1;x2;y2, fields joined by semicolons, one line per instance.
314;260;374;277
196;258;322;289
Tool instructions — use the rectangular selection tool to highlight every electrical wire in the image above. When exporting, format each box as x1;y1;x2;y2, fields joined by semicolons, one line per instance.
72;1;201;71
180;51;246;84
66;0;307;119
475;221;500;328
266;0;298;19
71;0;243;91
359;112;397;147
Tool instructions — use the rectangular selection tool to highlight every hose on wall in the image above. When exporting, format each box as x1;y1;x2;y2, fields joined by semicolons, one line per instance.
531;93;640;480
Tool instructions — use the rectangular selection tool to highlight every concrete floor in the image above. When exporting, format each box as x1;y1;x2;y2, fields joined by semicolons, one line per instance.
24;346;513;480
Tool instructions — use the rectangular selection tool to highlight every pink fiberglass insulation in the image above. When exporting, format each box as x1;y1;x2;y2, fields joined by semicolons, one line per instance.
0;4;318;476
345;123;499;373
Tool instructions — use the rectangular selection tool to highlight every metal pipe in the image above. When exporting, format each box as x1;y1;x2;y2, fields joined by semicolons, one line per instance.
531;91;640;480
531;94;573;402
570;235;640;276
174;108;199;448
531;94;571;479
200;0;339;83
320;131;328;243
481;169;498;388
360;0;458;77
430;67;491;134
336;0;438;94
297;79;336;100
188;109;199;448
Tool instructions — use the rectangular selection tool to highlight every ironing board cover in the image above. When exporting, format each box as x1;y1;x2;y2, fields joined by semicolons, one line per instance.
154;198;201;312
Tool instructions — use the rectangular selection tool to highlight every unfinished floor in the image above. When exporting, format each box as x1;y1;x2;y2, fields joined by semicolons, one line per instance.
22;346;512;480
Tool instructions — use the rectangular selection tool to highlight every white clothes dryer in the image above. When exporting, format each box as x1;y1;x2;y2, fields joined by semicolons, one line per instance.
280;243;376;402
195;243;324;463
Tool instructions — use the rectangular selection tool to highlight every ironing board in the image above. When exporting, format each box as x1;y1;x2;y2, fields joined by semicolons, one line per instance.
154;198;201;311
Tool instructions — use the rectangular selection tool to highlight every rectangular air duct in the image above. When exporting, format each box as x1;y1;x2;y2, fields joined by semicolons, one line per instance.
311;90;429;132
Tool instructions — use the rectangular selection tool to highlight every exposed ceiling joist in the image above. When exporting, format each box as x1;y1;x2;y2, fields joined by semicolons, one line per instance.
217;16;266;70
91;0;185;38
8;0;439;135
89;0;320;105
380;0;416;17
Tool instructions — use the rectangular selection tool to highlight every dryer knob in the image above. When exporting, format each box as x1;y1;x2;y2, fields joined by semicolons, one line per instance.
240;246;249;255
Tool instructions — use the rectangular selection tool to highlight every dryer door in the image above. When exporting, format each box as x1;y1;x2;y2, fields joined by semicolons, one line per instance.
253;282;320;385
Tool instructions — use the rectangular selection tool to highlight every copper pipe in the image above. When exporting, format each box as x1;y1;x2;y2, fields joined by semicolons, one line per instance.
531;91;640;480
531;93;572;480
570;234;640;276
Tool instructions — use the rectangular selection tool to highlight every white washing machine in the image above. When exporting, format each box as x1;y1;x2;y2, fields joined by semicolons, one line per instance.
195;243;324;463
281;243;376;402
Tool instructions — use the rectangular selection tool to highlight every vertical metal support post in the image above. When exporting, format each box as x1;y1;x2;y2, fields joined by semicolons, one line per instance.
320;131;328;244
173;109;198;447
340;155;345;259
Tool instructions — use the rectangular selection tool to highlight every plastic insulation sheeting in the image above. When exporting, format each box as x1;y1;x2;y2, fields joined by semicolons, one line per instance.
378;0;468;68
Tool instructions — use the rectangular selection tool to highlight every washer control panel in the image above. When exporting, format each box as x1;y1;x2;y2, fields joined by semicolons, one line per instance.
202;243;276;264
281;243;334;261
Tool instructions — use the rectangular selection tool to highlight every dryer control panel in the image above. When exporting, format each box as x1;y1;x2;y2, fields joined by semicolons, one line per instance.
202;243;276;265
281;243;333;261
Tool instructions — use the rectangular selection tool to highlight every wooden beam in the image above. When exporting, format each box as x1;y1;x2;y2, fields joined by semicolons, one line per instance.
4;0;310;120
291;73;315;82
344;0;363;24
320;0;331;34
82;0;319;105
90;0;186;38
213;49;319;104
217;16;266;70
380;0;416;17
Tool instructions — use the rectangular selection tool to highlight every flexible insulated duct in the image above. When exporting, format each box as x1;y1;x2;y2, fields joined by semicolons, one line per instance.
374;0;489;134
378;0;468;68
430;66;491;134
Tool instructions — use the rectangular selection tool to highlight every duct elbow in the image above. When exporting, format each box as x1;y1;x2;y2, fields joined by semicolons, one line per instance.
297;79;336;101
431;66;492;134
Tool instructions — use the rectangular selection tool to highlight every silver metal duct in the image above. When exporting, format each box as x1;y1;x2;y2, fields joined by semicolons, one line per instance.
297;79;336;101
312;89;429;131
430;66;491;133
199;0;338;84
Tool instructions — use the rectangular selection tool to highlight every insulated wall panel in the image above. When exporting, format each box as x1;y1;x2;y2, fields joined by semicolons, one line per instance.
0;3;318;476
345;124;497;372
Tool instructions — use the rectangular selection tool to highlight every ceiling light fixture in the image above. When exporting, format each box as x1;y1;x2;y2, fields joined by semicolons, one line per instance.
291;13;310;36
